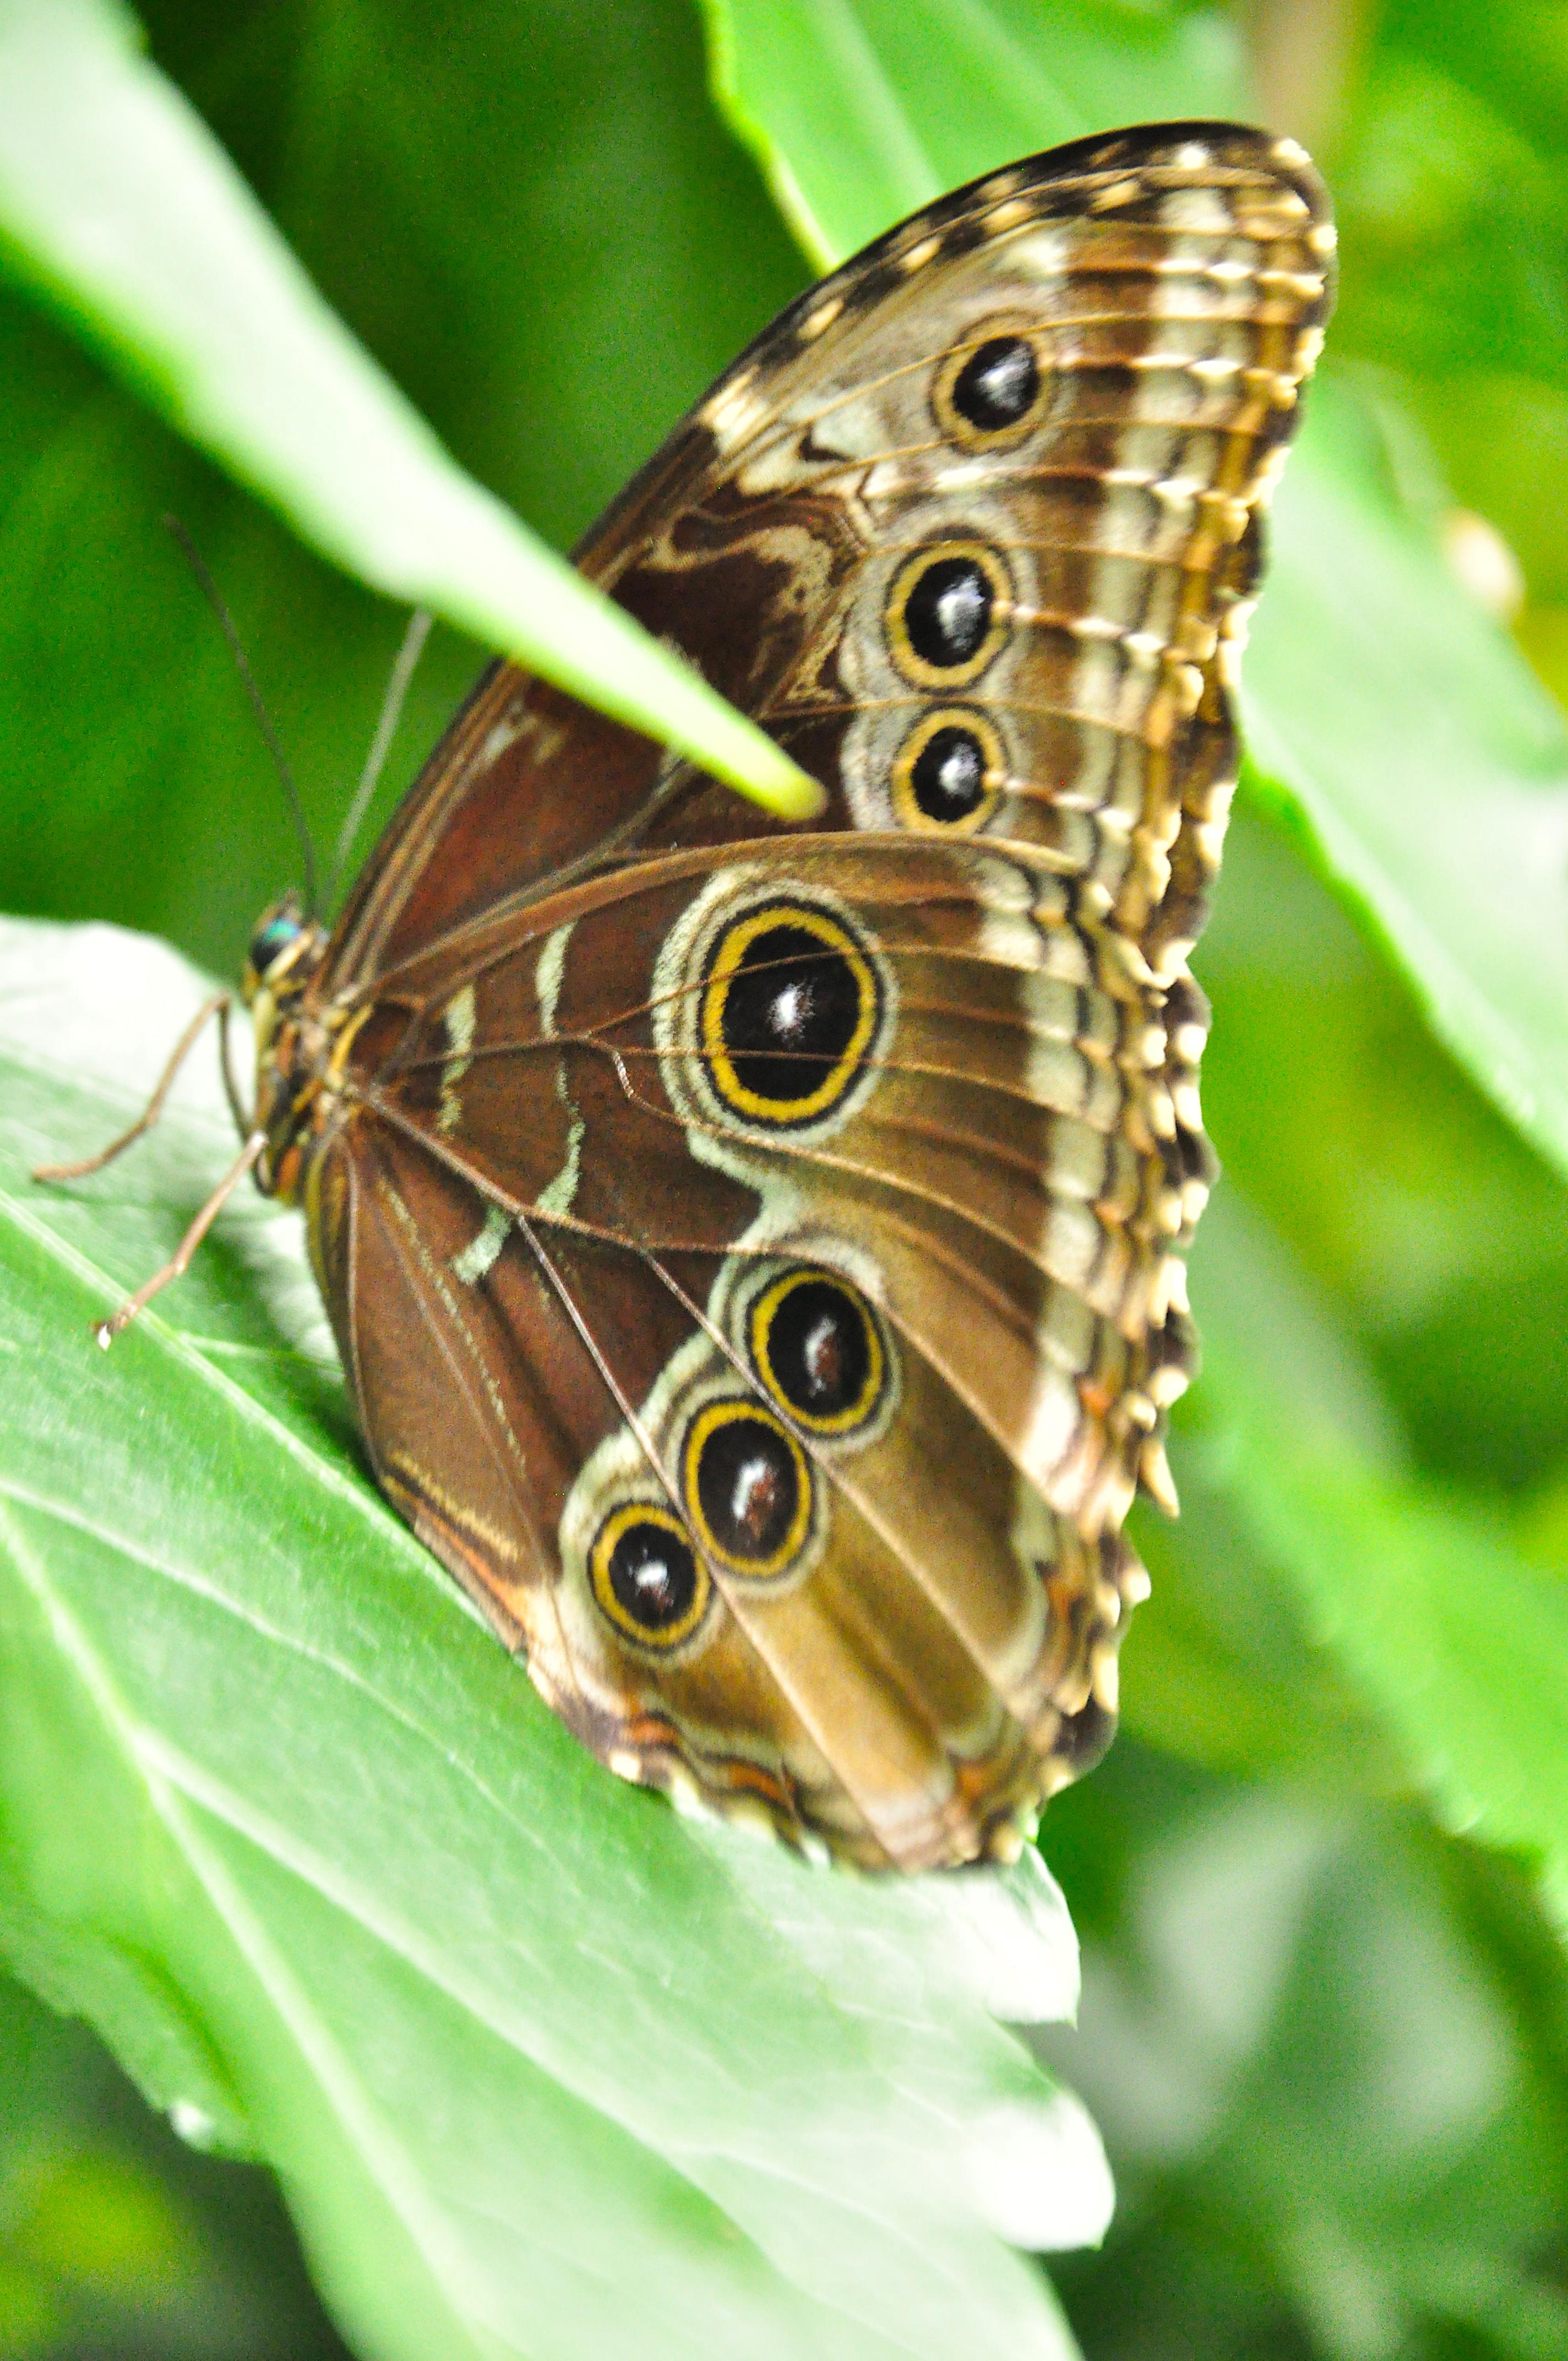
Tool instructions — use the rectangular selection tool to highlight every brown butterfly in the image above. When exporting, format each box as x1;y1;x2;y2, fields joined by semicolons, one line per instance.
47;122;1333;1872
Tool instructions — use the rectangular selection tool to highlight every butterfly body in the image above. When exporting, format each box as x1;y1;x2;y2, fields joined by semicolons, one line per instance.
241;123;1333;1871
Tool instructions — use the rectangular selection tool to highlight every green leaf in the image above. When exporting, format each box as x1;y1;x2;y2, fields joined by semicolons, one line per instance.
1242;379;1568;1198
694;0;1568;1181
0;0;819;821
1047;1764;1568;2361
1178;1189;1568;1914
702;0;1246;273
0;912;1104;2361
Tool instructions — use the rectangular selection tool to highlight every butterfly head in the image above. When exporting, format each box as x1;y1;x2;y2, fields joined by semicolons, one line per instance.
243;894;331;1200
243;895;322;997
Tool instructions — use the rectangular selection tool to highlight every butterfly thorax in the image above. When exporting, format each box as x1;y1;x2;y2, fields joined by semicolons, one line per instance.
242;897;341;1202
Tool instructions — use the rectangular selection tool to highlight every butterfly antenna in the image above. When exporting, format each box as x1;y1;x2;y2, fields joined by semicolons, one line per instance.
162;514;320;918
326;607;432;913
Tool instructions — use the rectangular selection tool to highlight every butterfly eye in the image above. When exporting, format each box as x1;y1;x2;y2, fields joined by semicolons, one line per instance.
890;709;1005;833
248;909;305;980
699;902;881;1128
750;1270;888;1436
590;1504;710;1651
684;1402;813;1579
885;540;1011;687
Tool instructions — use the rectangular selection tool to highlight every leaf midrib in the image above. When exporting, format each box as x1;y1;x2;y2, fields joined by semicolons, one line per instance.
0;1474;959;2360
0;1492;511;2361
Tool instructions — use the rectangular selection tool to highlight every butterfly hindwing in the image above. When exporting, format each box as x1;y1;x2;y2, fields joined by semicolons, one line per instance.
307;833;1186;1864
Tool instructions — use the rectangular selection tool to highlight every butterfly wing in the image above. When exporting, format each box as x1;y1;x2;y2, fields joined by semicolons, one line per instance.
302;122;1332;1866
311;833;1183;1867
327;122;1331;986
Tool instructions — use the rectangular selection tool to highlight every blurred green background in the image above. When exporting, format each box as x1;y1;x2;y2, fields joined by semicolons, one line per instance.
3;1;1568;2355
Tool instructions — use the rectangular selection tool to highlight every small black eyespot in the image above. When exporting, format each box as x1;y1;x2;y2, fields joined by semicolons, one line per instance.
690;1409;807;1569
911;725;987;823
890;707;1006;833
952;336;1039;433
755;1273;881;1432
249;913;303;977
605;1517;700;1634
903;557;994;668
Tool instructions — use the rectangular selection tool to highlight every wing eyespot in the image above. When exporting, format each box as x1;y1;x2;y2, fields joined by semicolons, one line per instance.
749;1267;889;1437
885;540;1012;688
683;1401;814;1579
699;901;881;1129
890;708;1006;834
590;1504;711;1652
932;319;1046;452
654;873;897;1151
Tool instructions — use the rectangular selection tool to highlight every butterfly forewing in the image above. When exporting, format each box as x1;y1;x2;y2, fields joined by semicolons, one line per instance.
290;122;1332;1868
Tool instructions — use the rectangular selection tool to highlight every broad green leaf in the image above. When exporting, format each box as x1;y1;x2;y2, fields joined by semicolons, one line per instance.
1178;1190;1568;1917
0;0;819;821
694;0;1568;1182
0;915;1106;2361
702;0;1245;273
1243;381;1568;1203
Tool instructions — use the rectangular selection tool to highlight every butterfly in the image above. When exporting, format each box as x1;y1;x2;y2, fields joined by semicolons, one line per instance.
57;122;1333;1872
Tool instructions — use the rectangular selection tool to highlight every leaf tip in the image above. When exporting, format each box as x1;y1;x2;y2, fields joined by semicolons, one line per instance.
762;758;829;821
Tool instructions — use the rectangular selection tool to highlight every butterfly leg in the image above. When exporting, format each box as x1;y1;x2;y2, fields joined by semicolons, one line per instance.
32;991;247;1182
90;1128;268;1348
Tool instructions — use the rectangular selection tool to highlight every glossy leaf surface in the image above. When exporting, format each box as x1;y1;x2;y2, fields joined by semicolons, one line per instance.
0;916;1104;2361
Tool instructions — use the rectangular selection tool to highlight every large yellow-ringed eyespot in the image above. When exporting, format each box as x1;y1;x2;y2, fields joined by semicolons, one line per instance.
700;901;881;1129
932;323;1044;451
683;1400;813;1579
890;708;1007;833
590;1503;711;1651
885;540;1012;689
750;1268;888;1436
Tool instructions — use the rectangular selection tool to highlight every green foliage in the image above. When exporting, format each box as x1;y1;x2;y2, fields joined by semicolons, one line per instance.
0;0;814;817
1045;1746;1568;2360
1;2;1567;2359
0;1963;348;2359
704;0;1244;269
0;917;1100;2360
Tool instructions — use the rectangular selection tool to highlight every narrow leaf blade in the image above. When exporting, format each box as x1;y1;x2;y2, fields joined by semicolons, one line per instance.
0;0;820;818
